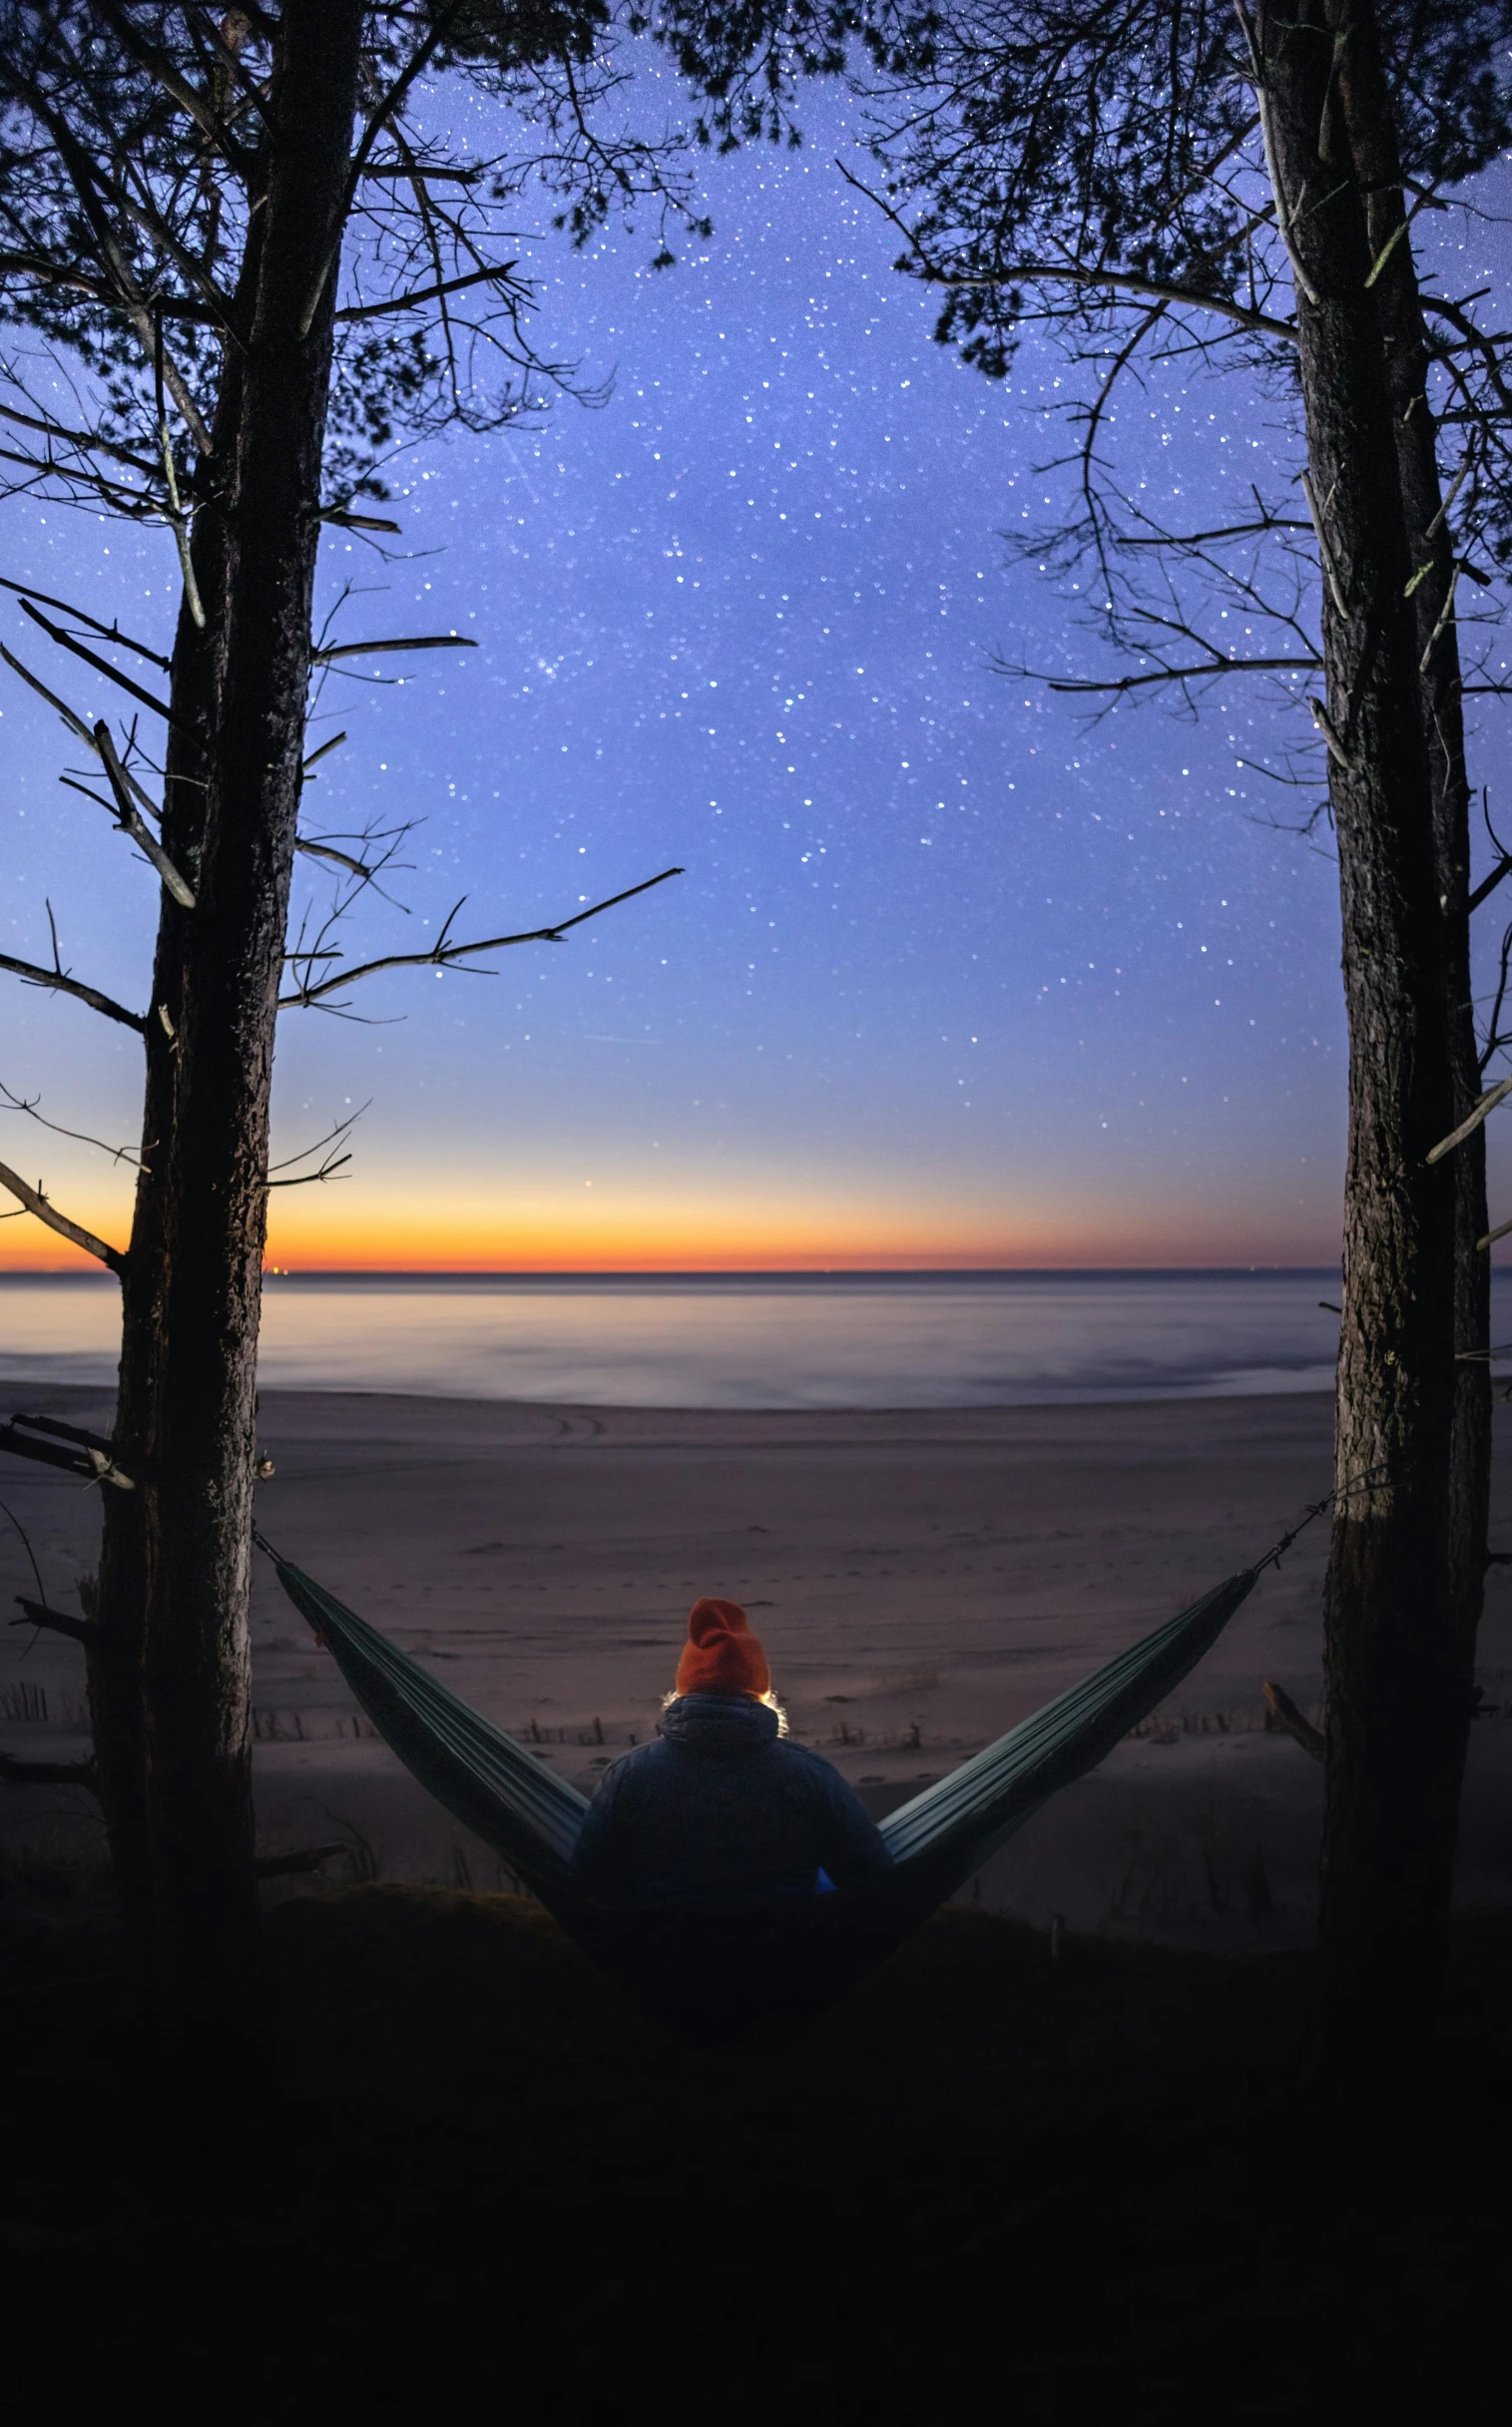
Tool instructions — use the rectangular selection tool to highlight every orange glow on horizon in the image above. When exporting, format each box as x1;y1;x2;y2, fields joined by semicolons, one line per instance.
0;1188;1338;1274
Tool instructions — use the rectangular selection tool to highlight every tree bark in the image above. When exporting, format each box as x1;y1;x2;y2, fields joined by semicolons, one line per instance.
1260;0;1457;2072
92;224;259;1978
1336;0;1489;1806
130;0;364;2038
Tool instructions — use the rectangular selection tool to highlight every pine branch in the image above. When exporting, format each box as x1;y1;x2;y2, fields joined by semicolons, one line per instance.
833;162;1296;343
85;0;254;180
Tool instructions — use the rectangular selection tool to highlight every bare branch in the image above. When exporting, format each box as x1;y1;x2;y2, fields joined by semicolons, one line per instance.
10;1412;118;1460
94;725;196;907
264;1104;364;1191
1262;1679;1324;1762
1308;696;1360;770
19;598;178;725
153;337;207;630
1480;919;1512;1078
320;508;401;534
0;1078;141;1167
0;574;169;669
1300;467;1349;619
0;1747;99;1790
280;865;684;1010
302;730;348;773
3;1414;133;1493
0;950;145;1033
0;1163;125;1274
1468;857;1512;915
254;1844;350;1879
0;399;161;483
1425;1074;1512;1165
1034;655;1318;696
293;807;416;911
335;261;521;323
0;1420;130;1487
265;1151;352;1190
311;635;479;666
361;161;483;184
1119;514;1311;546
10;1599;95;1647
295;837;371;878
267;1107;367;1177
1477;1215;1512;1252
0;639;97;744
0;1493;45;1605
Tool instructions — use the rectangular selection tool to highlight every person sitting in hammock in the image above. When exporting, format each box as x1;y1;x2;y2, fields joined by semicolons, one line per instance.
571;1597;892;1911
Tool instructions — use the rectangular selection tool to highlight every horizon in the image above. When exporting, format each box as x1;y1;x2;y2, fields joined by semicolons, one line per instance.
3;1257;1354;1279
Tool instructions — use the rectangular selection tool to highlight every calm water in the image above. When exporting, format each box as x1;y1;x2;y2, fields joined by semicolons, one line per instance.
3;1267;1487;1409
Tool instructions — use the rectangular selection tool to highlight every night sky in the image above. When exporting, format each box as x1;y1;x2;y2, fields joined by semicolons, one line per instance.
3;70;1511;1270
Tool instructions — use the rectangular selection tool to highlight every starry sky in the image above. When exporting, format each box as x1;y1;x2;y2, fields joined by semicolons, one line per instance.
3;70;1511;1271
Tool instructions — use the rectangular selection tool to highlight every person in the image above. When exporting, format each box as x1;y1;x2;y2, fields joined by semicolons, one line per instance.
571;1596;893;1913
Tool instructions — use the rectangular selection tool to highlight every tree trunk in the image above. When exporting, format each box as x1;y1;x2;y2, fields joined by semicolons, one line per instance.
93;217;261;1978
1336;0;1490;1798
133;0;364;2039
1260;0;1457;2071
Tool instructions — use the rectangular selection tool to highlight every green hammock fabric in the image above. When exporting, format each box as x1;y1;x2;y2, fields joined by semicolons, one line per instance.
260;1539;1257;2021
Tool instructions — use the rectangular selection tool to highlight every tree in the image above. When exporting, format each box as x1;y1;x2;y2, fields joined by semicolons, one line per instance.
857;0;1512;2064
0;0;701;2056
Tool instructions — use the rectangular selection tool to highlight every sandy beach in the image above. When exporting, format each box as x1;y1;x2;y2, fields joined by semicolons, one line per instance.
4;1383;1511;1946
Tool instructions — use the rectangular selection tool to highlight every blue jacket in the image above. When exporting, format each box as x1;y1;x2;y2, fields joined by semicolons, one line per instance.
570;1693;894;1910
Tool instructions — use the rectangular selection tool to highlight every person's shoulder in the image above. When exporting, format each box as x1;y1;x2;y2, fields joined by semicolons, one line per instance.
774;1738;851;1790
601;1735;676;1783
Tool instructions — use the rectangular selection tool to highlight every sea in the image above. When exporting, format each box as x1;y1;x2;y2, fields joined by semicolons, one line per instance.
5;1267;1508;1409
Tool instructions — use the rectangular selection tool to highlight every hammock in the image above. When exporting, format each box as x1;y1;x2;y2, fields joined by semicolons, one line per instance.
258;1535;1259;2031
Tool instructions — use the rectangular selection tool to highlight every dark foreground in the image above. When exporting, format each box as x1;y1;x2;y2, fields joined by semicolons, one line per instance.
3;1889;1509;2423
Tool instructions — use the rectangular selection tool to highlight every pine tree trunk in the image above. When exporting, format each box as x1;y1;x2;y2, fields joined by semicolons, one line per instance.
1260;0;1457;2070
126;0;364;2036
1337;0;1489;1792
93;220;259;1974
91;571;217;1963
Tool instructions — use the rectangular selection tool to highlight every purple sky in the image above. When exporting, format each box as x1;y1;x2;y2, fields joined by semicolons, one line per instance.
3;69;1510;1268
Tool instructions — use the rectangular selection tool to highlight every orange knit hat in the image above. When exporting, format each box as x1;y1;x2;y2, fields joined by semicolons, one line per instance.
674;1597;771;1698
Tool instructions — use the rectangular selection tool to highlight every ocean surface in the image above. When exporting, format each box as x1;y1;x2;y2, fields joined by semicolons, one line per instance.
6;1267;1503;1409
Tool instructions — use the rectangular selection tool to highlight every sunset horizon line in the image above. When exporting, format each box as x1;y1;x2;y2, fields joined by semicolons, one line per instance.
3;1258;1351;1279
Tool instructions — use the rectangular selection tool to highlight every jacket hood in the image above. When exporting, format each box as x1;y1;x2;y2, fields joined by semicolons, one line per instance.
661;1693;780;1754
